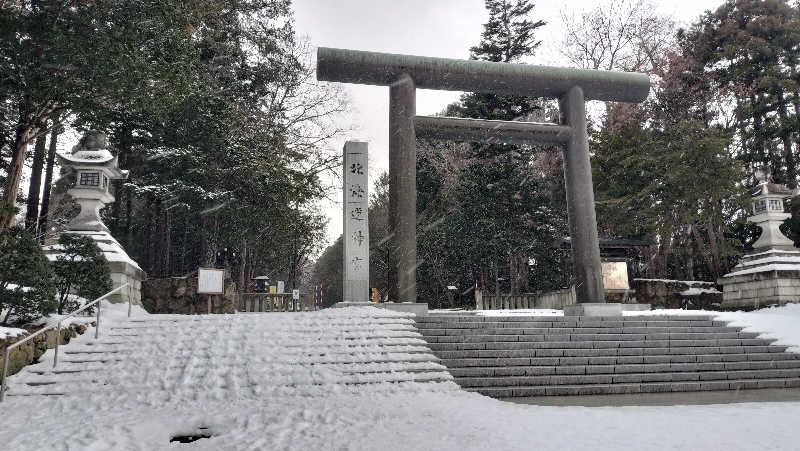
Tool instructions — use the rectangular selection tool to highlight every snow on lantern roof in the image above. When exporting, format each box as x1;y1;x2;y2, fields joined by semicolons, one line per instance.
60;147;115;165
750;165;793;198
750;182;793;198
56;131;127;179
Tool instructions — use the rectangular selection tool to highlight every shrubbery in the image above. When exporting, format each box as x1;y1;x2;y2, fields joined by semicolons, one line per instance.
0;227;56;324
0;228;113;324
53;234;113;314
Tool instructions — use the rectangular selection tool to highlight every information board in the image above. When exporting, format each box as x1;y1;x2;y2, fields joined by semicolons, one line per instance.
198;267;224;294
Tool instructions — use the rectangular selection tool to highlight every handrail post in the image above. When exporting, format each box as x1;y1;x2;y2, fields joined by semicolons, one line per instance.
95;298;101;339
54;323;61;368
1;347;10;402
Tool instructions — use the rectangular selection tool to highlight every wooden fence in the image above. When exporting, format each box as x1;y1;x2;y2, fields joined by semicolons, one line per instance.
238;293;316;312
475;286;576;310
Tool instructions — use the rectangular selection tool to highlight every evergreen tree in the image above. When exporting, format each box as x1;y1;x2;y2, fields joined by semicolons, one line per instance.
52;235;112;314
0;0;209;232
684;0;800;186
416;0;563;301
0;227;56;324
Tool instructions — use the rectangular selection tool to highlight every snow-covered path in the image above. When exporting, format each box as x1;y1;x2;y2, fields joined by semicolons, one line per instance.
3;305;800;450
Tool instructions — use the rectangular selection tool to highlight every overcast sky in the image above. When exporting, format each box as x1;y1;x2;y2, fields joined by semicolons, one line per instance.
292;0;725;246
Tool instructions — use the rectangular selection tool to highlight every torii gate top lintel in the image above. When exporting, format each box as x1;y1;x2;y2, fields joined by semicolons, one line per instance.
317;47;650;103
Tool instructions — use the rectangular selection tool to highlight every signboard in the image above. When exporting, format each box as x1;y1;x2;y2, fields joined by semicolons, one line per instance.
292;289;300;300
343;141;370;302
198;267;224;294
601;261;630;290
277;280;285;294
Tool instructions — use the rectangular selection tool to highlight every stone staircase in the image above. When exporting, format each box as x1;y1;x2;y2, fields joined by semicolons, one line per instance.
5;310;453;399
416;313;800;398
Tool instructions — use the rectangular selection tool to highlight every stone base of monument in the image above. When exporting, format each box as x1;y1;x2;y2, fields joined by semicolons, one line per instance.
718;249;800;309
44;231;146;306
332;302;429;316
563;303;624;317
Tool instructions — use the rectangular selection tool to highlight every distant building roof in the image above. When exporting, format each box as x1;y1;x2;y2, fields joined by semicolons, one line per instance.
557;237;652;249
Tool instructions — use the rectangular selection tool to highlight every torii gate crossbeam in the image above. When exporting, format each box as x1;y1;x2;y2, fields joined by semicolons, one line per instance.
317;47;650;306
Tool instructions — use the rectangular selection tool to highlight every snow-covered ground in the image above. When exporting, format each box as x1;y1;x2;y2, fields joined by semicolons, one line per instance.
627;304;800;354
0;326;27;340
4;304;800;450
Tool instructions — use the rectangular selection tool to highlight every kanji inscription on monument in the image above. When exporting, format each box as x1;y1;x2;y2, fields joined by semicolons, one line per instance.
343;141;369;302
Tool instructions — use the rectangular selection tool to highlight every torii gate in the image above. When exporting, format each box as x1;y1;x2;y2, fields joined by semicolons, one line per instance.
317;47;650;309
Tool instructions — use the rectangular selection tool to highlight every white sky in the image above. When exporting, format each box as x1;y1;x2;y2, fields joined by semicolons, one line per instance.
292;0;726;246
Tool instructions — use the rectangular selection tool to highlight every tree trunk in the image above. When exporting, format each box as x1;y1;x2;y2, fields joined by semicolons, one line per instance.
777;92;795;188
1;123;36;232
690;224;714;280
24;134;47;233
706;215;721;281
238;241;247;293
109;124;132;236
685;230;695;281
38;127;59;243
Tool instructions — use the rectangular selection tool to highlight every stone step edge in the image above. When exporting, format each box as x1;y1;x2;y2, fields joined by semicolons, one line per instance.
436;353;800;366
447;361;800;373
419;316;716;321
465;378;800;397
453;367;800;383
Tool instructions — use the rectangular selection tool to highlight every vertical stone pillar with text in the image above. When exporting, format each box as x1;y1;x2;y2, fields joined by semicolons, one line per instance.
343;141;369;302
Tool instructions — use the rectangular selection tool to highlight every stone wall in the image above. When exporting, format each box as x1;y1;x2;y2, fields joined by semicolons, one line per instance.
141;277;237;314
719;270;800;310
631;279;722;309
0;323;89;378
476;287;576;310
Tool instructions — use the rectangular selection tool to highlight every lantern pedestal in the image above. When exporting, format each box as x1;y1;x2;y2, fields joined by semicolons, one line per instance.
719;175;800;309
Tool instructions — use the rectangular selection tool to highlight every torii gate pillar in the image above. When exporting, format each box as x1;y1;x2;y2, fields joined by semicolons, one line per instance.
388;75;418;303
559;86;605;304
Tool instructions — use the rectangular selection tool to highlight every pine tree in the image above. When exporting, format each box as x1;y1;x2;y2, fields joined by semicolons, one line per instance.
470;0;545;63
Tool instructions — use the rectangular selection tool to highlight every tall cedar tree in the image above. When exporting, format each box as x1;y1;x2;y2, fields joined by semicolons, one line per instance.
104;1;338;289
0;1;207;233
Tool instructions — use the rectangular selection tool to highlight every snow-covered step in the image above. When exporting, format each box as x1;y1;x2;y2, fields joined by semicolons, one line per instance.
4;308;452;401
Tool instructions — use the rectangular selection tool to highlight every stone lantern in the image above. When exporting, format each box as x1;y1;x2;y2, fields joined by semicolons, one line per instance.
57;132;127;232
718;167;800;308
42;131;145;305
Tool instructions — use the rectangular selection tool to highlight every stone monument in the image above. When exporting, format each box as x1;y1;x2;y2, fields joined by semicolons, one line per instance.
333;141;427;315
718;167;800;308
342;141;370;302
42;131;145;305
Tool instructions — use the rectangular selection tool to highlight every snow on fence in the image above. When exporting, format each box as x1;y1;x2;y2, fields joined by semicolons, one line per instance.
238;293;316;312
475;286;576;310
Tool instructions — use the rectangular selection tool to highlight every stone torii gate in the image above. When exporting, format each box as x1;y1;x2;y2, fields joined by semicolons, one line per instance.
317;47;649;312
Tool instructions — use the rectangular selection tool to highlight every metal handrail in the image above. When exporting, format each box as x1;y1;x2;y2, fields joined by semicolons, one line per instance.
1;283;132;402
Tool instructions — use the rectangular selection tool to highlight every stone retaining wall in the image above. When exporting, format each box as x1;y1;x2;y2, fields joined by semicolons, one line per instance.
631;278;722;309
141;277;237;314
0;323;89;378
